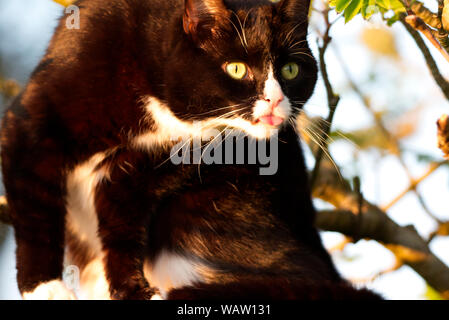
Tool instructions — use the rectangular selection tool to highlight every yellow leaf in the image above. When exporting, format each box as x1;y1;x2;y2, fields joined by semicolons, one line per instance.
423;285;445;300
361;26;399;58
53;0;75;7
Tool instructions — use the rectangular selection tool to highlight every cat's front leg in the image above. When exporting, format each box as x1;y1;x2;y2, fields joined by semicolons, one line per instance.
94;149;156;300
2;150;73;299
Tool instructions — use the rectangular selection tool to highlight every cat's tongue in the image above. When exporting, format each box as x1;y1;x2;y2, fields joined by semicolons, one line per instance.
259;115;284;126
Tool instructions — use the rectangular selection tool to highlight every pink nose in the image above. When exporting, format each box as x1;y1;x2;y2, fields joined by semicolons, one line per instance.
264;85;284;110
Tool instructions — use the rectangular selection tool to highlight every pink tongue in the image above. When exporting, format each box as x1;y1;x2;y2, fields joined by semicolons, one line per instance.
259;115;284;126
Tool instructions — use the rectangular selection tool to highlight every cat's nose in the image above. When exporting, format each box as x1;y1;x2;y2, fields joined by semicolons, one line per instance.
263;82;284;110
264;96;284;109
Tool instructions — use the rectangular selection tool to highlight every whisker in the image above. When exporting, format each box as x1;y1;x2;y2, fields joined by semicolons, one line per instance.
288;39;307;49
224;15;247;53
154;136;193;169
296;109;359;149
290;51;314;59
335;130;359;149
242;8;255;47
209;106;252;122
283;20;307;47
232;11;248;48
301;126;342;180
191;103;248;117
197;125;230;182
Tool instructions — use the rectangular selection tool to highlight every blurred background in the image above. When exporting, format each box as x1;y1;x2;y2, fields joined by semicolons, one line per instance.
0;0;448;300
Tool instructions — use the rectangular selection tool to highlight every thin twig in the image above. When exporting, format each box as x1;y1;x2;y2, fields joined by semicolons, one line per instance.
310;8;340;188
404;14;449;62
349;259;404;284
331;44;444;222
410;1;442;29
382;161;445;211
400;16;449;100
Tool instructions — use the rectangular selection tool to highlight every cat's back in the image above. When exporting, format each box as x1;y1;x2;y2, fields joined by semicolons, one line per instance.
33;0;179;96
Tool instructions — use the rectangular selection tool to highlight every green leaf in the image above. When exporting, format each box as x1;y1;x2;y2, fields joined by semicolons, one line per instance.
389;0;406;13
386;14;400;26
376;0;405;12
361;0;377;19
376;0;390;10
332;0;404;22
344;0;363;22
336;0;353;12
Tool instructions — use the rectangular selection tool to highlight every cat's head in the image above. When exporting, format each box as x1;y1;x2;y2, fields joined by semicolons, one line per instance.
161;0;317;139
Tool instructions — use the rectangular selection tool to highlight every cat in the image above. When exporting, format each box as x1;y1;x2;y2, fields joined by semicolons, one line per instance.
1;0;380;300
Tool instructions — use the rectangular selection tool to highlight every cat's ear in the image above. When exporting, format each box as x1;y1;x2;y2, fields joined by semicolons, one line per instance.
183;0;230;42
277;0;311;21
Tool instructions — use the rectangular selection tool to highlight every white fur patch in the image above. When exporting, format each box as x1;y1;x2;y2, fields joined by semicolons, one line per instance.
253;66;291;121
133;97;280;152
65;153;107;258
23;280;76;300
69;251;205;300
77;257;110;300
144;250;205;299
64;153;208;300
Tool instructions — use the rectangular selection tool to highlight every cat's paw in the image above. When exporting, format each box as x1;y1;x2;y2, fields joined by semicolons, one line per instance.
22;280;77;300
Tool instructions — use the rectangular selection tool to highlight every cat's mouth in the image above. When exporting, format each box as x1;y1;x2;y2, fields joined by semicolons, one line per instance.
253;113;285;127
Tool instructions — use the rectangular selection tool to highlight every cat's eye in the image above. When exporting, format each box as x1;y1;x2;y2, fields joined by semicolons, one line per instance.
281;62;299;80
225;62;248;80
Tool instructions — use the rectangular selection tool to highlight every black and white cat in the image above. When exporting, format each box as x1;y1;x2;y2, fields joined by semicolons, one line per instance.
1;0;380;299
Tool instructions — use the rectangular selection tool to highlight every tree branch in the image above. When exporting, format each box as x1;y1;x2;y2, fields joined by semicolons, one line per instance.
410;1;442;30
310;8;340;188
404;14;449;62
313;163;449;298
400;16;449;100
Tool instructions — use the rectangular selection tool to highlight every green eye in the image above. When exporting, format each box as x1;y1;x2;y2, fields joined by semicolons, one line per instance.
281;62;299;80
226;62;247;80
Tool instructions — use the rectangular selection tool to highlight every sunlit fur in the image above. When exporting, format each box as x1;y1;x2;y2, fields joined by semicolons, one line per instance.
23;280;76;300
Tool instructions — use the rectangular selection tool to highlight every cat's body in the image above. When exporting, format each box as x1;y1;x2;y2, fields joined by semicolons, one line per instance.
1;0;380;299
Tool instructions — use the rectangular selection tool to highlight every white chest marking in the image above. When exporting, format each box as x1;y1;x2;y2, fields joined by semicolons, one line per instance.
133;97;279;153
